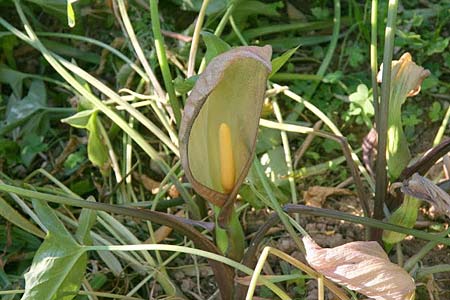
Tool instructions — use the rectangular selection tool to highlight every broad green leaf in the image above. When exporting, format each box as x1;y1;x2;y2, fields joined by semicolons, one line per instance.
378;53;430;179
269;46;299;78
6;79;46;124
180;45;272;207
201;32;231;66
21;200;87;300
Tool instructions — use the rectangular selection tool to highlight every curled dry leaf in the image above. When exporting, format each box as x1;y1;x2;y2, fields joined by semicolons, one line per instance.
179;46;272;207
303;236;415;300
304;186;353;208
402;173;450;217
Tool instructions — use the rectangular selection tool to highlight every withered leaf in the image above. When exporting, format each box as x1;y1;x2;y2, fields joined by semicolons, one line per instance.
402;173;450;217
304;186;353;208
179;46;272;207
303;236;415;300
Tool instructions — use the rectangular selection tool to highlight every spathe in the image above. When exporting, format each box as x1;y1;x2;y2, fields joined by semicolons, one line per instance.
179;46;272;207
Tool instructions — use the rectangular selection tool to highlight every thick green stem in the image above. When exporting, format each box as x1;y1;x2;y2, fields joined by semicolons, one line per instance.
374;0;399;223
215;206;245;262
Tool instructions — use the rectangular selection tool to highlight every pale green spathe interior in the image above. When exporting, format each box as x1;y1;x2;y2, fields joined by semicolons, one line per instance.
188;58;267;193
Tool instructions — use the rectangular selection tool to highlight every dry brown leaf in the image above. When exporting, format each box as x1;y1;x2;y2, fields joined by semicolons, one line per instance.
303;236;415;300
146;210;185;243
402;173;450;217
134;172;161;194
304;186;353;208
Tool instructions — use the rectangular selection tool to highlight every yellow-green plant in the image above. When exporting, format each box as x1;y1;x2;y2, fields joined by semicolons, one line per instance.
378;53;430;244
179;45;272;261
378;53;430;180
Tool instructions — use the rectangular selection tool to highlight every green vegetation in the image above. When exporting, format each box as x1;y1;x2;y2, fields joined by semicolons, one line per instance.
1;0;450;299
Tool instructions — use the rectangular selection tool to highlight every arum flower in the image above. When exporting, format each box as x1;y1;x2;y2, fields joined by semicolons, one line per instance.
377;53;430;179
377;53;430;244
179;46;272;207
303;236;416;300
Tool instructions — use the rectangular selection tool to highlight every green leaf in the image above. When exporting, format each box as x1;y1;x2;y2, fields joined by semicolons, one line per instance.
62;110;110;173
322;71;343;84
0;35;19;68
382;196;421;245
311;7;330;20
428;101;442;122
201;32;231;66
346;44;365;68
20;133;48;167
62;109;96;128
426;37;449;56
0;138;20;164
21;200;87;300
179;46;272;207
269;46;299;78
86;112;110;174
6;79;46;124
174;75;198;95
0;196;45;238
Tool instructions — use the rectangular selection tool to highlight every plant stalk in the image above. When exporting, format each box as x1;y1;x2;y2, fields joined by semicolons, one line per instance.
149;0;181;125
374;0;399;224
371;0;379;127
187;0;210;77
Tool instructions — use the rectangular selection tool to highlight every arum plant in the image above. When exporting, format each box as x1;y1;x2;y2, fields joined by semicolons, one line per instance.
179;45;272;261
378;53;430;180
377;53;430;245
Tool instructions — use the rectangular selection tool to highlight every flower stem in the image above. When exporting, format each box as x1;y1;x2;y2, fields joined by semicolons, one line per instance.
374;0;399;224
